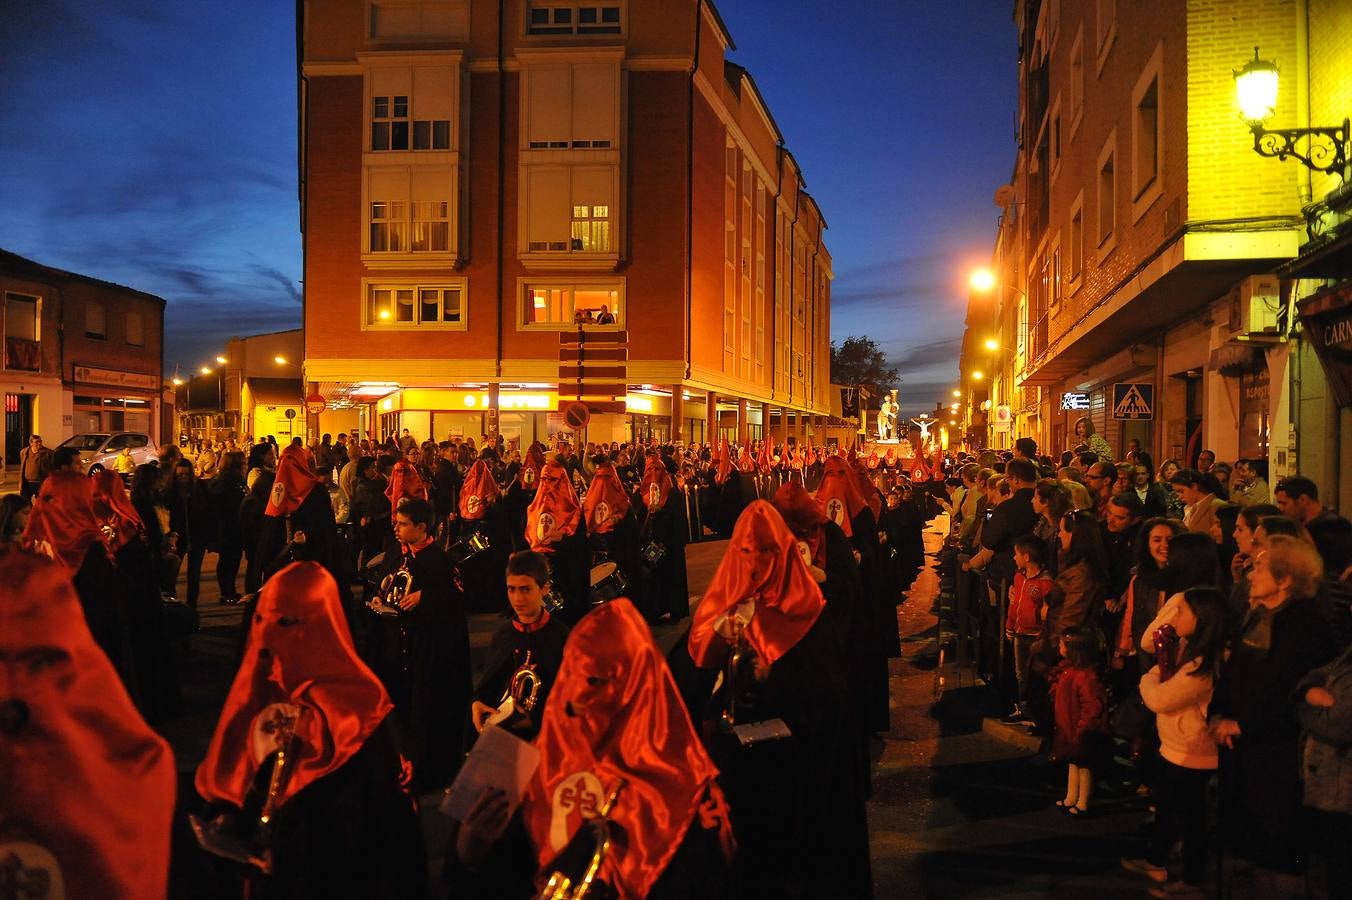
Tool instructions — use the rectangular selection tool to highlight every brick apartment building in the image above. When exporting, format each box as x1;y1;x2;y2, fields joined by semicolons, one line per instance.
960;0;1351;496
1;249;166;470
299;0;833;448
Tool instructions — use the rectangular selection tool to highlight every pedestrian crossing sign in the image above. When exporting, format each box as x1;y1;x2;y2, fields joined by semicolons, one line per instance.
1112;383;1154;420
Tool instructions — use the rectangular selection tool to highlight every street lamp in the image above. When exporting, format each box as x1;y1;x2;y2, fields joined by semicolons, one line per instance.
200;366;212;376
983;338;1000;351
972;370;984;380
275;355;288;365
969;268;997;292
1234;47;1348;176
215;355;227;365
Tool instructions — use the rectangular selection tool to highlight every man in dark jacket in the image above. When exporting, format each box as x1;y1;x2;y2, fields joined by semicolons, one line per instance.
208;450;248;603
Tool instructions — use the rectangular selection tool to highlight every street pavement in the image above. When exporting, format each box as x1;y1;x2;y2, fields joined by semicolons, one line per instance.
163;519;1160;898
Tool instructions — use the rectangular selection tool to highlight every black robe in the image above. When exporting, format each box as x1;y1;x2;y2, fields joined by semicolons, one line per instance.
692;615;872;899
851;505;895;731
113;534;183;724
636;490;690;622
472;614;571;740
537;523;591;625
363;541;473;791
456;501;512;613
238;722;426;900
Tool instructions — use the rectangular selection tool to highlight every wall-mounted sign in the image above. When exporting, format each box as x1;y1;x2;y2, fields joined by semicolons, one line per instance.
73;364;157;391
992;404;1012;432
1060;391;1090;411
305;393;327;416
1112;383;1154;420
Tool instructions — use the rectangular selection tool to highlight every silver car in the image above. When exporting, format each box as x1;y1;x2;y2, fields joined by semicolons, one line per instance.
57;431;159;475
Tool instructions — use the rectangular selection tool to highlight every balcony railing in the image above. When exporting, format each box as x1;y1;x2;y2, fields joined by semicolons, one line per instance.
4;336;40;372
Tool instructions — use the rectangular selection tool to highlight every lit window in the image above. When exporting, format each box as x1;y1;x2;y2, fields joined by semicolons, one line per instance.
367;283;464;328
521;281;621;328
368;169;451;255
570;204;610;251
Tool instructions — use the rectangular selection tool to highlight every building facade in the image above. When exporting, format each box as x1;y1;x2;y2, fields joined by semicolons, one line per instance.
176;329;307;445
961;0;1349;495
1;249;165;469
299;0;833;448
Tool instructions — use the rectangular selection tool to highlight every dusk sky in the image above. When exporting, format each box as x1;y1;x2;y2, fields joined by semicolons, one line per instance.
0;1;1016;417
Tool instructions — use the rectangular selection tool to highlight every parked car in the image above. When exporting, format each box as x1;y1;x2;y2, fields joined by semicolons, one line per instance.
57;432;158;475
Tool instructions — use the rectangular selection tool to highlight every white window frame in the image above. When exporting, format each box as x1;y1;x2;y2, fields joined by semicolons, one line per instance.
518;50;623;270
1048;94;1063;186
361;277;469;331
1068;27;1084;141
367;1;470;42
1095;0;1116;75
1096;130;1117;256
1131;42;1164;223
515;277;625;331
524;1;625;38
360;53;463;267
1068;191;1084;292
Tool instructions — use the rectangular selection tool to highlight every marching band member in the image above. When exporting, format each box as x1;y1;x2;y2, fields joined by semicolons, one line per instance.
90;469;182;723
0;548;177;900
194;562;425;898
257;443;341;587
22;470;140;704
457;456;510;612
687;501;871;898
816;456;891;733
363;497;472;792
522;597;735;898
469;550;572;740
853;462;902;661
584;455;643;607
505;443;547;552
524;460;590;622
636;453;690;623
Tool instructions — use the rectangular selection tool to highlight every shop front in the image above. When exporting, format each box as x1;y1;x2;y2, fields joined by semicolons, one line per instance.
69;364;159;441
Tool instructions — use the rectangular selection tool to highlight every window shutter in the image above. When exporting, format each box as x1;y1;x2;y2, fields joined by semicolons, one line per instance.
571;63;616;144
570;165;613;209
413;66;454;121
410;167;449;205
371;66;412;100
527;166;570;248
527;66;571;145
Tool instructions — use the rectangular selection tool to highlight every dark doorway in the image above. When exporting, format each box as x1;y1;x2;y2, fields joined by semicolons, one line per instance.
5;393;34;467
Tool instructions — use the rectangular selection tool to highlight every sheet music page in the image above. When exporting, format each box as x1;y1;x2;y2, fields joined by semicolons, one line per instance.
440;725;541;821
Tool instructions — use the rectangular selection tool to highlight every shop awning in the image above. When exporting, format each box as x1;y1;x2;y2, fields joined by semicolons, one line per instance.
247;377;303;407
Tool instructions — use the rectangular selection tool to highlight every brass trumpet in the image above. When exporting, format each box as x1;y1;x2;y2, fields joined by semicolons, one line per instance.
719;636;763;732
537;779;627;900
508;651;542;713
374;559;413;616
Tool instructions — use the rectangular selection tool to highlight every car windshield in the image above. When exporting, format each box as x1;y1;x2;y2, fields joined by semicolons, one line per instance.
59;434;110;451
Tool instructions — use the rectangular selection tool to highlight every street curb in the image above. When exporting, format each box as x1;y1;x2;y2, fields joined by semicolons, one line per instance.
980;716;1043;753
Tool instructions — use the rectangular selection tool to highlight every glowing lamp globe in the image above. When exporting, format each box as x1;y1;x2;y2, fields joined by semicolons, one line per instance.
969;268;997;292
1235;49;1278;125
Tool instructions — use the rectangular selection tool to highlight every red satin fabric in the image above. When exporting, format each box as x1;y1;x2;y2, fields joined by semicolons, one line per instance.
265;444;323;517
715;438;733;485
196;562;393;811
854;466;883;521
867;450;880;469
638;456;672;511
814;456;866;536
521;445;547;490
757;441;773;474
526;461;581;552
524;598;729;900
773;481;826;568
688;500;826;668
583;463;630;534
90;469;144;553
736;445;754;472
883;447;898;468
384;459;428;516
21;470;104;570
458;459;500;520
0;548;175;900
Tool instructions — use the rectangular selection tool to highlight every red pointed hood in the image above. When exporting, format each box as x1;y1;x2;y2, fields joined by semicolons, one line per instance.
814;456;866;535
526;461;582;551
266;444;324;517
583;463;631;534
22;470;105;570
459;459;500;520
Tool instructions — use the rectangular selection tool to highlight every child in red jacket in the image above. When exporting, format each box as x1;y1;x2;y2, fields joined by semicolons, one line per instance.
1050;626;1108;815
1003;536;1054;724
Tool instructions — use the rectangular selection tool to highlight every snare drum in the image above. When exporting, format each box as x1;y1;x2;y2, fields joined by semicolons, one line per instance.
446;530;491;567
588;561;628;606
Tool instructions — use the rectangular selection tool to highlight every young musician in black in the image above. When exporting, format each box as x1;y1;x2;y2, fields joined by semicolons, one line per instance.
362;497;472;792
469;550;570;741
